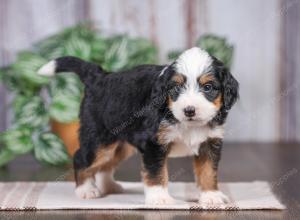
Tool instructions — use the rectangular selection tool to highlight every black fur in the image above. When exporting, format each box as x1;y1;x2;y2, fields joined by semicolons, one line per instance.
210;57;239;126
198;138;223;170
50;55;238;186
55;56;104;84
54;57;173;178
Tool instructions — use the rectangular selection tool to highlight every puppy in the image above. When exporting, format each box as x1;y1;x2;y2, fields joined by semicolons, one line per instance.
38;47;239;206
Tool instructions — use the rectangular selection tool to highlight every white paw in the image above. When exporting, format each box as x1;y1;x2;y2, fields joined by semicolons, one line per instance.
146;193;175;205
199;190;229;207
145;186;175;205
75;180;101;199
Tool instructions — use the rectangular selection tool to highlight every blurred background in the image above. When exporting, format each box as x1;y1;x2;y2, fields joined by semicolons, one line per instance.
0;0;299;169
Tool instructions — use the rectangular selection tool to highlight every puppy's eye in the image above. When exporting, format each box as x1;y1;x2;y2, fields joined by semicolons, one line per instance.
174;84;182;92
203;83;213;93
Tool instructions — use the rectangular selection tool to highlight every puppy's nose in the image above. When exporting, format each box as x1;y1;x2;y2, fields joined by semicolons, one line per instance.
184;106;196;117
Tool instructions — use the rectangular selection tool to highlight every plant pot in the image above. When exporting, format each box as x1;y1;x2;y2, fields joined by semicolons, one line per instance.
50;119;80;157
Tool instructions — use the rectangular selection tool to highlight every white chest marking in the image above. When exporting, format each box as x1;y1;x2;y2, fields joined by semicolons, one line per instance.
163;123;224;158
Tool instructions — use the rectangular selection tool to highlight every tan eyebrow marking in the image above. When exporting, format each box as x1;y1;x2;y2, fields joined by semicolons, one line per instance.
171;73;186;85
198;74;215;85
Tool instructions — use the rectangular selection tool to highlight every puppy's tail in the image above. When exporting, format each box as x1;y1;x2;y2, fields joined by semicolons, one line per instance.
37;56;104;84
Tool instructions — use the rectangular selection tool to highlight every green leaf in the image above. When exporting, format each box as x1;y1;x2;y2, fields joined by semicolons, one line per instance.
0;67;26;93
35;33;66;59
12;95;32;120
13;51;49;87
196;35;234;69
48;73;82;122
35;24;96;59
0;147;15;167
100;35;158;71
104;36;130;71
1;68;39;96
48;72;83;98
16;96;49;128
167;50;182;61
126;38;158;67
0;127;33;155
49;94;81;123
34;132;70;165
90;36;109;63
64;36;91;60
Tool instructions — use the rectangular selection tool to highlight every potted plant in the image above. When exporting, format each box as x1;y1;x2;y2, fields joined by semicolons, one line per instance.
0;24;158;167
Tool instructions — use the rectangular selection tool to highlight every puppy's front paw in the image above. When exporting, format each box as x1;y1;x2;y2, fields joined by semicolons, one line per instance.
75;180;101;199
145;186;175;205
199;190;229;207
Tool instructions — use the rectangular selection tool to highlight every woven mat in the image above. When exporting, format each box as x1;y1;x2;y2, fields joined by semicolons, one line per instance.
0;181;285;210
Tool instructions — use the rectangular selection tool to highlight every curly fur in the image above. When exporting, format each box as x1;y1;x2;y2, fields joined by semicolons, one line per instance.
38;47;239;205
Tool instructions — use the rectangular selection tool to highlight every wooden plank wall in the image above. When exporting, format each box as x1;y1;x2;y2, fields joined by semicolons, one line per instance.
281;0;300;142
0;1;7;132
0;0;298;142
0;0;88;131
206;0;282;142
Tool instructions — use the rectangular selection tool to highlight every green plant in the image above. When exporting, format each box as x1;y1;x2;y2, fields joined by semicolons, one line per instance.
0;24;158;167
168;34;234;69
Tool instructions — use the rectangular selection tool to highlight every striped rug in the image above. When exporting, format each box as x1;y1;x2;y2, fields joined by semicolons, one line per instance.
0;181;285;210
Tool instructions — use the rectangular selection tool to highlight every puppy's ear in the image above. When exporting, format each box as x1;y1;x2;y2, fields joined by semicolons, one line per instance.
222;68;239;111
151;65;174;108
213;58;239;111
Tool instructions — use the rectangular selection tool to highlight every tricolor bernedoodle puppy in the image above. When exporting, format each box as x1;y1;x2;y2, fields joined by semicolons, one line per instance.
38;47;239;206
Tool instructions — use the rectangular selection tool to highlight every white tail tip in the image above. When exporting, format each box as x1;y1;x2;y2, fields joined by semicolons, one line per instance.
37;60;56;76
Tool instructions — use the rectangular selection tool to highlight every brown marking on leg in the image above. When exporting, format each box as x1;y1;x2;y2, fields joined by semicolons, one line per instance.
193;156;218;191
100;142;136;171
91;142;119;169
141;145;169;188
75;142;118;186
142;161;168;187
157;122;172;146
75;142;136;186
193;138;223;191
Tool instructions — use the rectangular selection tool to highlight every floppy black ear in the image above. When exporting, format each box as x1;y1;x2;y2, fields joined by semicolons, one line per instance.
151;65;175;108
222;68;239;111
145;65;175;135
212;57;239;111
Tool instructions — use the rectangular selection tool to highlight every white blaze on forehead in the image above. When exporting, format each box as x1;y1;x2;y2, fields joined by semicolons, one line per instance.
175;47;212;79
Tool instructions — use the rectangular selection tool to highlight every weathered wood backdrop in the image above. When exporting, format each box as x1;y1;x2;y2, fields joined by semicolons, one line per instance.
0;0;299;142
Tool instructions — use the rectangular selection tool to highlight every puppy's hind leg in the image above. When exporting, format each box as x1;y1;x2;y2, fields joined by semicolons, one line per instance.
94;142;136;195
74;142;121;199
74;141;136;199
73;149;101;199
